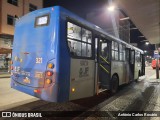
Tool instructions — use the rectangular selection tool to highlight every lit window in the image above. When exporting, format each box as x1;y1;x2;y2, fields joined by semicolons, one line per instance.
112;41;119;60
67;22;92;58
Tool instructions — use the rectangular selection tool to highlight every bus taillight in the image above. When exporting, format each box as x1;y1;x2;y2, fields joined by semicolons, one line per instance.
46;79;52;84
34;89;41;93
48;63;54;69
46;71;53;76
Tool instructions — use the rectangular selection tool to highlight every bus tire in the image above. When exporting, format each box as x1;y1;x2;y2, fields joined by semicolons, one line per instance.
111;75;119;94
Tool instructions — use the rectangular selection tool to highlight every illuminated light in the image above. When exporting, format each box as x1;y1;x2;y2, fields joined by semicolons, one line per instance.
144;50;147;53
145;42;149;45
46;79;52;84
47;71;53;76
52;7;54;11
37;16;48;25
71;88;75;92
34;89;41;93
107;5;115;12
48;63;54;69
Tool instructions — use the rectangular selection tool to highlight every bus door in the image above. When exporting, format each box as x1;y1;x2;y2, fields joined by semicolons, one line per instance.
125;48;135;82
125;48;130;83
96;38;111;90
130;50;135;81
141;54;145;75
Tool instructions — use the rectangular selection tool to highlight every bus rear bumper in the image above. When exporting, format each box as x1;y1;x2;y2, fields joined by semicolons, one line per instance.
11;79;58;102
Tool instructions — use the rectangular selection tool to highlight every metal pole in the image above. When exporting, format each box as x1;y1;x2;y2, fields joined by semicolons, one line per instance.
156;57;159;79
155;44;160;79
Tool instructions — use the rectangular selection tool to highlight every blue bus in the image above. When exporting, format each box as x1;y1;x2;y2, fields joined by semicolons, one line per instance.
11;6;145;102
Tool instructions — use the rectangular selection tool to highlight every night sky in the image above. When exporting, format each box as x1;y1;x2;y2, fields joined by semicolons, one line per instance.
44;0;155;56
44;0;108;18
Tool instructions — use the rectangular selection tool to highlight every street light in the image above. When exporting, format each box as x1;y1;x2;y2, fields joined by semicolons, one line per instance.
107;5;115;12
145;42;149;45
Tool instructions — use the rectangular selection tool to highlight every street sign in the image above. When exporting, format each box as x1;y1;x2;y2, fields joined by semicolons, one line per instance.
154;50;160;58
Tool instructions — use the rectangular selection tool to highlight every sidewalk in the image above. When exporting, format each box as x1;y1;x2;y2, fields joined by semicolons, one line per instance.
0;76;38;111
0;72;10;78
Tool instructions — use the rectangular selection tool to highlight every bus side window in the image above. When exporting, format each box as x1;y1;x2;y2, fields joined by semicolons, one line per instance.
74;41;81;56
122;45;126;61
87;44;92;57
68;40;82;56
67;21;92;58
82;43;87;56
114;42;119;60
68;40;77;56
101;42;108;59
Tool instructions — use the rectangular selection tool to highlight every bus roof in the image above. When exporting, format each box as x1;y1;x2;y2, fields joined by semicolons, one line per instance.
57;6;144;53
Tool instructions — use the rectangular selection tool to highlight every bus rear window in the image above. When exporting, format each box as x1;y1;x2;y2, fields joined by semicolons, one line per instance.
35;14;50;27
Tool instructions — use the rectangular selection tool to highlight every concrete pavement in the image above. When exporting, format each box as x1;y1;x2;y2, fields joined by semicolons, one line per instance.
82;67;160;120
0;66;159;120
0;72;10;78
0;78;39;111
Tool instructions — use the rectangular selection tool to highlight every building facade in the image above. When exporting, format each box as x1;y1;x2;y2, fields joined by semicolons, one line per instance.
0;0;43;71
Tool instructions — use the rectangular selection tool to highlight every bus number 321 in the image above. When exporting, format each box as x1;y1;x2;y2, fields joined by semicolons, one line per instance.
36;58;42;64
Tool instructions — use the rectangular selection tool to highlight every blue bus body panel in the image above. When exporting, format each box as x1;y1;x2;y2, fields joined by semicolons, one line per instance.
56;7;71;102
12;8;52;87
11;7;61;102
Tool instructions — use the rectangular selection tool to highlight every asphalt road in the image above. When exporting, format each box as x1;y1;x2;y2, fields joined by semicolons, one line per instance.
0;67;159;120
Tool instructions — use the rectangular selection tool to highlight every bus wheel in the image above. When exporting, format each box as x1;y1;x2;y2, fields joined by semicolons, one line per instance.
111;75;119;94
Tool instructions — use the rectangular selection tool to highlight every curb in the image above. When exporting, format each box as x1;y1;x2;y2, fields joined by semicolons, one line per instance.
0;76;11;78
